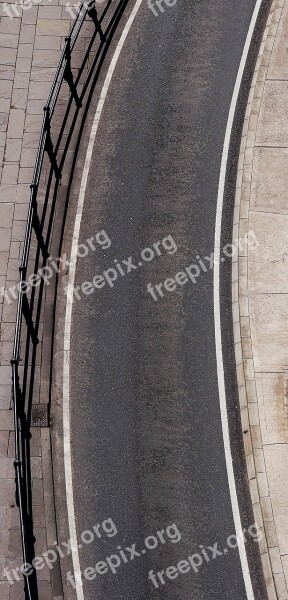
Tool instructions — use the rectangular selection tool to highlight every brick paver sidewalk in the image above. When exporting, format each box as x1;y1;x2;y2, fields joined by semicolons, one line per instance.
0;3;72;599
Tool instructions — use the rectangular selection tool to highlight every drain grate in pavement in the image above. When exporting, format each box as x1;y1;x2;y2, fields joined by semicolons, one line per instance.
31;404;49;427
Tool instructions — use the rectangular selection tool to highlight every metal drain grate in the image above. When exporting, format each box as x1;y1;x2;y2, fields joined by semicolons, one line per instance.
31;404;49;427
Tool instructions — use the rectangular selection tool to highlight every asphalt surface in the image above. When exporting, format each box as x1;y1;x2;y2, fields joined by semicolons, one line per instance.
68;1;268;599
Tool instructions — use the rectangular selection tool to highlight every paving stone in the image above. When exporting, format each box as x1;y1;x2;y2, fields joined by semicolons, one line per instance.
12;204;28;221
0;48;17;65
0;480;14;507
33;35;61;50
7;110;25;140
36;19;70;36
8;244;21;261
32;478;44;505
266;578;278;600
274;573;288;600
0;367;12;387
38;6;63;19
22;133;42;149
28;80;53;100
5;557;24;582
1;164;19;185
32;504;45;528
0;81;13;100
17;44;33;59
0;385;11;410
0;528;9;556
11;89;28;112
261;496;274;522
0;185;16;203
0;507;7;529
0;67;14;81
2;301;18;324
31;457;42;479
1;341;14;364
15;58;32;74
7;529;21;558
251;147;288;214
0;581;10;600
32;49;65;68
0;253;9;277
282;555;288;589
266;520;279;548
4;139;22;163
0;99;10;113
0;459;14;479
30;68;57;83
268;2;288;79
20;5;37;23
0;18;21;36
19;25;36;45
0;205;14;230
13;72;30;90
258;374;286;445
250;293;288;371
6;507;20;530
0;113;8;132
0;555;6;578
15;184;30;202
269;546;283;573
257;81;288;146
19;147;36;169
30;429;41;457
0;432;9;458
11;220;25;242
37;580;53;600
34;527;47;555
264;445;288;555
26;99;46;115
17;168;33;184
8;580;25;600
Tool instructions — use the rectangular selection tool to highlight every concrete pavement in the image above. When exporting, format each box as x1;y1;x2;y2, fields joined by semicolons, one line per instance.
234;0;288;598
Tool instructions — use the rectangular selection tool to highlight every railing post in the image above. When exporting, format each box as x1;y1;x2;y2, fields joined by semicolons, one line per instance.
44;107;61;180
19;268;39;346
64;37;83;108
87;0;106;42
31;184;49;261
11;360;34;600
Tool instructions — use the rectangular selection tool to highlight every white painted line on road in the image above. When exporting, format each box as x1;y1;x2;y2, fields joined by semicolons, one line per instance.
63;1;144;598
214;1;263;599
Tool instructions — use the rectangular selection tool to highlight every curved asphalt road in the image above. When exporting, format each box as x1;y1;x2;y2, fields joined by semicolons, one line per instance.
67;1;268;599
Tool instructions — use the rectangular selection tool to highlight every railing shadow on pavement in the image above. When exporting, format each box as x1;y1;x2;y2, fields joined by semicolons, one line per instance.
10;0;129;597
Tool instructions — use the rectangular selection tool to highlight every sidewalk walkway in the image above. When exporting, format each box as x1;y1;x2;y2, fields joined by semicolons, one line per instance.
234;0;288;598
0;3;73;599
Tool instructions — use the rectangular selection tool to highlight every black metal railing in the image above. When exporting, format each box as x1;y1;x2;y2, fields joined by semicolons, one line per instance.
10;1;129;597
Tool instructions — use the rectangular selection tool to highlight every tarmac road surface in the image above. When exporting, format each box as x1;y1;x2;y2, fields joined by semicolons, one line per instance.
65;1;269;599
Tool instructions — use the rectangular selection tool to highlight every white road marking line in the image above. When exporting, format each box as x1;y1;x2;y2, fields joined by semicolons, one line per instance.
63;1;144;599
214;1;264;599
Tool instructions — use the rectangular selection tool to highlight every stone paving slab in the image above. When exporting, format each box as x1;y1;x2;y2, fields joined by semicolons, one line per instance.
234;1;288;598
